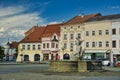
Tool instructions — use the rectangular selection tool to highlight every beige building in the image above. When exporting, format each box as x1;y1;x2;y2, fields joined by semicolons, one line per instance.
17;23;62;62
17;26;45;62
84;20;111;60
60;13;101;60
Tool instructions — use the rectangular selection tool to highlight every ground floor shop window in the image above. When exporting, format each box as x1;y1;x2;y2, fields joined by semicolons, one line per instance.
83;53;105;60
43;54;49;60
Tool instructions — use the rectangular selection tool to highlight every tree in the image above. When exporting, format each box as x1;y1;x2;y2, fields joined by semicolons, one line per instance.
0;46;5;60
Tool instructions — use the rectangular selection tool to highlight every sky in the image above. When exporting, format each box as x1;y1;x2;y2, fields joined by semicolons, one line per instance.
0;0;120;46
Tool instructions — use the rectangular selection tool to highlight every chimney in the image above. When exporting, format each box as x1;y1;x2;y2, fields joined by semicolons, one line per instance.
81;13;85;18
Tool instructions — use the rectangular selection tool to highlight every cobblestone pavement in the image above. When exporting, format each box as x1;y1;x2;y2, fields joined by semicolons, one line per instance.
0;72;120;80
103;66;120;71
0;62;120;80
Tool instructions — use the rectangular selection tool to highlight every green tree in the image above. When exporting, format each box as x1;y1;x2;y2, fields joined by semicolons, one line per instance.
0;46;5;60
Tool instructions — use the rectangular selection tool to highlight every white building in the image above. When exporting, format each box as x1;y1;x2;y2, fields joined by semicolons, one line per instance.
111;20;120;65
4;41;18;61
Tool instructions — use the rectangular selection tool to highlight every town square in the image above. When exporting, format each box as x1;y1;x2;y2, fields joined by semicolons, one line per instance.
0;0;120;80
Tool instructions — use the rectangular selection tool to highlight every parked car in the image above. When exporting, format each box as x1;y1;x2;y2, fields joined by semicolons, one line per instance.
101;59;110;66
116;61;120;67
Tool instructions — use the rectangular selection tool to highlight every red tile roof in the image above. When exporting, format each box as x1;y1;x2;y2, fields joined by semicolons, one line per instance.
42;23;62;37
63;13;101;25
87;14;120;22
20;27;46;43
10;41;19;49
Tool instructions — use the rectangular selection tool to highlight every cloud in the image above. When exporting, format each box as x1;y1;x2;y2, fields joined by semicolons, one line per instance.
111;6;120;9
49;21;60;24
0;6;25;17
0;6;45;45
0;27;5;32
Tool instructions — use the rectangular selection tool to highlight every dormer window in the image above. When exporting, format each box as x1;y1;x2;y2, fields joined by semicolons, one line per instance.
52;36;58;41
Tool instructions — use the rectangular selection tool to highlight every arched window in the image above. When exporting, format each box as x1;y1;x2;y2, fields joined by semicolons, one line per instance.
24;55;29;61
63;53;70;60
34;54;40;61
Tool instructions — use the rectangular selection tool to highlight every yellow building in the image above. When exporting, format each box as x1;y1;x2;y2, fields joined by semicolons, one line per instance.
84;20;111;60
17;26;46;62
60;13;101;60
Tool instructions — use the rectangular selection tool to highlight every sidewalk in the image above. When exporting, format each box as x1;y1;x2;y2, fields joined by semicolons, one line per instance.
102;66;120;71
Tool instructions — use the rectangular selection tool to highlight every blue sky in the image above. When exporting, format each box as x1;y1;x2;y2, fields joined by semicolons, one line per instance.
0;0;120;45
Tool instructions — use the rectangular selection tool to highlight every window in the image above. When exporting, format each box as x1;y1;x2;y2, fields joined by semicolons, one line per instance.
64;43;67;49
64;27;66;29
38;45;41;50
70;33;74;39
27;45;30;50
105;30;109;35
56;44;58;48
22;45;25;50
106;41;109;47
70;43;73;49
86;42;89;47
99;41;102;47
92;42;95;47
112;40;116;48
86;31;89;36
112;29;116;35
52;36;58;41
92;31;95;36
71;26;73;29
51;43;55;48
64;34;67;40
78;33;81;39
99;30;102;35
32;45;35;50
43;43;45;48
47;43;49;48
78;26;80;28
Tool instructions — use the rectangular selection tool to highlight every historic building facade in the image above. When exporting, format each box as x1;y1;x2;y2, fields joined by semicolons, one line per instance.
60;13;101;60
16;13;120;64
17;26;45;62
17;24;62;62
84;20;111;60
42;24;61;61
